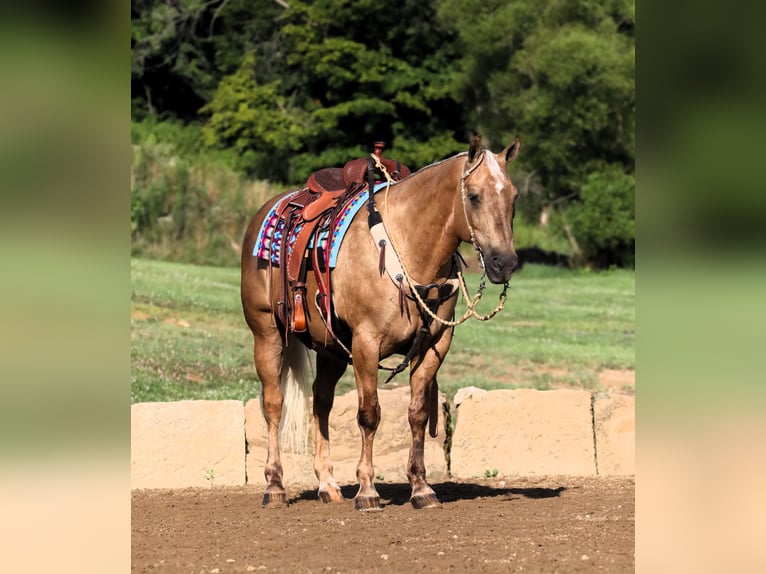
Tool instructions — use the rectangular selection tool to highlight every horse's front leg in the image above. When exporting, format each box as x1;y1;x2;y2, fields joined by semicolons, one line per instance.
312;353;347;503
408;326;453;509
351;336;383;511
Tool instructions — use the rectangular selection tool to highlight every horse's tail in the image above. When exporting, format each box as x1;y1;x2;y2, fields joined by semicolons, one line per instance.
278;334;314;454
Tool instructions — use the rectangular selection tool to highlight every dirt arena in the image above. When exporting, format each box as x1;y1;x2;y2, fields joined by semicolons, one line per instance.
132;475;634;573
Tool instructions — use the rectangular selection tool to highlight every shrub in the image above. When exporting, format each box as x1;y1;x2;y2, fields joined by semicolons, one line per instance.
131;121;284;267
566;164;635;268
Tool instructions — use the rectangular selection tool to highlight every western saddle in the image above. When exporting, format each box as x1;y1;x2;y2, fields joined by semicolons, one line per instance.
272;142;411;338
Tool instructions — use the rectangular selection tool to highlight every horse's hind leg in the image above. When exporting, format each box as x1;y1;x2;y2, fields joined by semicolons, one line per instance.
350;337;384;511
252;327;288;506
312;353;347;502
407;327;453;509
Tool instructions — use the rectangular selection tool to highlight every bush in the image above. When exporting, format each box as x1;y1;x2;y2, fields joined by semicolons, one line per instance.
131;118;240;170
131;121;284;267
566;164;634;268
513;213;573;256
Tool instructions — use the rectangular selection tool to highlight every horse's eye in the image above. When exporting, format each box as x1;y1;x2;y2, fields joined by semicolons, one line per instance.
468;192;480;206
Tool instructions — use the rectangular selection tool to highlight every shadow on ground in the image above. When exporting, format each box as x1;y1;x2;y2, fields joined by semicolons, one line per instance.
291;481;567;506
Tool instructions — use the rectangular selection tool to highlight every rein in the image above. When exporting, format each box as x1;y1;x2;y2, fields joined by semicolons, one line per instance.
372;152;510;327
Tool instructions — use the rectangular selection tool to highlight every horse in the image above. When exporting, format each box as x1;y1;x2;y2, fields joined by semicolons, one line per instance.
241;134;521;510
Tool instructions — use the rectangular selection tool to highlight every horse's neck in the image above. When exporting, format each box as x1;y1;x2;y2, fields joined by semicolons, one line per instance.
382;157;465;283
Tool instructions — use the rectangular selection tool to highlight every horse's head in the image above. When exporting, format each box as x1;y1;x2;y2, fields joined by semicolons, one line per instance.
460;134;522;283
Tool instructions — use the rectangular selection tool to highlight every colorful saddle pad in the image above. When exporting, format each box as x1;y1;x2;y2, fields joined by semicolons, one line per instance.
253;182;390;268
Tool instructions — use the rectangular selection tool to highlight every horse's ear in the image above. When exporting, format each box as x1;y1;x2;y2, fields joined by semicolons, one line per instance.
501;136;521;163
468;134;482;163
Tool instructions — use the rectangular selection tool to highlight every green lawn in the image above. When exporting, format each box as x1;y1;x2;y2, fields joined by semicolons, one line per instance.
131;258;634;403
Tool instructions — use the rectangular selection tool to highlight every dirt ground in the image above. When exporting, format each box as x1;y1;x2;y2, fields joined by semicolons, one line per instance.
132;476;634;573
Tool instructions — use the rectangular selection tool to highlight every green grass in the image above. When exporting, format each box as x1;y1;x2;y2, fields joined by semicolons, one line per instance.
130;258;256;403
131;258;634;403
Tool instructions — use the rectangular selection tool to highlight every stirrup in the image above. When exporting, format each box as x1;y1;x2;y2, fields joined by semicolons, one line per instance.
291;286;307;332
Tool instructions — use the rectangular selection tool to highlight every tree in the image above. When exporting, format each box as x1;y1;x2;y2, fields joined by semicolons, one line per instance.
132;0;636;267
201;0;468;182
439;0;634;197
566;164;634;268
439;0;634;266
200;52;311;180
131;0;285;119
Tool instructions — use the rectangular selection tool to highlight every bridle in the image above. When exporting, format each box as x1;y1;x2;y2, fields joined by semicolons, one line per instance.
313;150;513;380
373;150;510;328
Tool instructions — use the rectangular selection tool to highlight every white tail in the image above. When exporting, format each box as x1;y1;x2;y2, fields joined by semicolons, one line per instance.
278;335;314;454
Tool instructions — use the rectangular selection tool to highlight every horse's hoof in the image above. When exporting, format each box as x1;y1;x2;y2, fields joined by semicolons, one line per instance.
410;493;441;509
318;489;344;504
262;492;287;507
354;496;383;511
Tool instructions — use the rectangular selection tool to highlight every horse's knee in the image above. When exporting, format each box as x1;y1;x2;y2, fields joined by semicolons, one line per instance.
262;393;281;408
262;395;283;418
357;402;380;431
408;401;428;428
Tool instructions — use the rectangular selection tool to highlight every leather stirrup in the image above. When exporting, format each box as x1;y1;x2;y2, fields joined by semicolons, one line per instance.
291;286;307;332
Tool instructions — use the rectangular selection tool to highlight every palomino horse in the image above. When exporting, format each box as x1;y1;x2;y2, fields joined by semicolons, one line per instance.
241;135;521;510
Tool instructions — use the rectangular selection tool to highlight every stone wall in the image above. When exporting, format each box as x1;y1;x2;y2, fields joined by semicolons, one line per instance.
131;388;633;489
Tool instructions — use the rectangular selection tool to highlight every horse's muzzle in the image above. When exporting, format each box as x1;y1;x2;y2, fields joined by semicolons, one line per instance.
486;250;519;283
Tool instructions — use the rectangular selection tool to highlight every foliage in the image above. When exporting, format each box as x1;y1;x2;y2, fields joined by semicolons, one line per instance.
512;213;574;257
566;164;635;268
200;53;311;180
131;117;240;169
131;258;634;403
438;0;634;200
437;0;634;267
131;0;285;119
199;0;467;183
131;0;635;267
131;123;284;267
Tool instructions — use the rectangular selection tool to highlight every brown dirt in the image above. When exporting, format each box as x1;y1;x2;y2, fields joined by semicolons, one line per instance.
597;369;635;392
132;476;634;573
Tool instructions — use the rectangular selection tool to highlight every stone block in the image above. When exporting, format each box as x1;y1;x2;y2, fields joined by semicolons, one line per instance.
131;400;245;489
245;398;316;486
450;388;596;478
594;392;635;475
245;386;448;488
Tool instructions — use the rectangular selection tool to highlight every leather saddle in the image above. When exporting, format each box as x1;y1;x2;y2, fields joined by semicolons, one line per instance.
273;146;411;336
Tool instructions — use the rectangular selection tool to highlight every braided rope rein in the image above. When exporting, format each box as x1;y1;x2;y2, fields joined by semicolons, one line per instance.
372;152;510;327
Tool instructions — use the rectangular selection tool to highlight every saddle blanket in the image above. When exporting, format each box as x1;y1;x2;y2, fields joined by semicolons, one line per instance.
254;182;390;268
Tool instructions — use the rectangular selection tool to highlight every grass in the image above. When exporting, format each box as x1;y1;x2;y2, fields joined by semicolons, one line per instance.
131;258;634;403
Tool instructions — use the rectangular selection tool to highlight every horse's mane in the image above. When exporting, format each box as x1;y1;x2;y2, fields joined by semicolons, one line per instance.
396;151;470;184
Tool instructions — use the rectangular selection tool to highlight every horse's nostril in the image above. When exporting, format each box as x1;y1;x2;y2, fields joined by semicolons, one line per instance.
488;252;518;277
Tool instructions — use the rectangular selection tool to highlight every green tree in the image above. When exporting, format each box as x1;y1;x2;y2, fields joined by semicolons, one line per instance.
200;53;311;180
201;0;467;182
439;0;634;266
566;164;635;268
132;0;636;267
132;0;285;119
